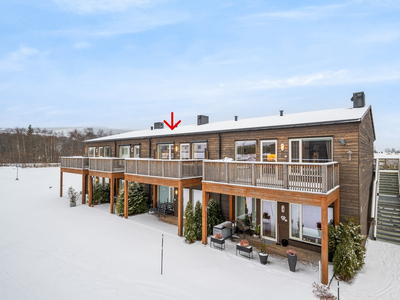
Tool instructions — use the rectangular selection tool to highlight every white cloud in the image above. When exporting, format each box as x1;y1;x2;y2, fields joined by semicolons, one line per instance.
241;3;350;21
247;69;400;89
73;41;91;49
53;0;152;13
0;46;40;72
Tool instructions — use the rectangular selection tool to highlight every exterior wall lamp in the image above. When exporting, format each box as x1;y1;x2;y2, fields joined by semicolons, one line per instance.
280;143;285;151
347;150;352;161
175;189;178;195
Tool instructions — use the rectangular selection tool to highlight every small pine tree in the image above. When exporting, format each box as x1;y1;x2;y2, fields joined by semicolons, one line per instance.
330;219;366;281
115;183;149;216
115;188;125;216
207;198;224;235
194;201;202;240
92;182;110;205
184;200;196;243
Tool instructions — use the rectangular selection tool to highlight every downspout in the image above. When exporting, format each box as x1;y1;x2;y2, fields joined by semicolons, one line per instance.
114;141;117;157
148;138;152;158
218;133;222;159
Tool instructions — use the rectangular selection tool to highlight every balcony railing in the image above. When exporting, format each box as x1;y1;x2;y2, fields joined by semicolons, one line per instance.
203;160;339;194
61;156;89;169
125;158;203;179
89;158;125;173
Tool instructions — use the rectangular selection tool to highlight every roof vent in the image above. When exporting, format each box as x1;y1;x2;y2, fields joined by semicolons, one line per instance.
351;92;365;108
197;115;209;125
234;116;238;121
280;110;284;116
154;122;164;129
150;126;153;130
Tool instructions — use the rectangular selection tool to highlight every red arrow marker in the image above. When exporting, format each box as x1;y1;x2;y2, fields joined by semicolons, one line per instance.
164;112;181;130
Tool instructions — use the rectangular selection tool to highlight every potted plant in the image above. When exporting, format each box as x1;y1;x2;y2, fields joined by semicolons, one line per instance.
239;239;249;247
214;233;223;239
259;242;268;265
236;239;253;259
253;224;260;238
210;233;225;250
287;249;297;272
68;186;78;207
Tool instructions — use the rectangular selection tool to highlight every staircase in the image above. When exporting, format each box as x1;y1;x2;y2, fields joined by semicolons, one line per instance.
379;172;399;196
376;171;400;245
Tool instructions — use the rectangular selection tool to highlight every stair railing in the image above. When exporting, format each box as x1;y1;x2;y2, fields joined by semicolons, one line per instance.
370;158;380;239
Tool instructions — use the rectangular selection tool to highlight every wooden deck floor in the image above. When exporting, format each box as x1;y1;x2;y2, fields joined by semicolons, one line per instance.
155;215;321;263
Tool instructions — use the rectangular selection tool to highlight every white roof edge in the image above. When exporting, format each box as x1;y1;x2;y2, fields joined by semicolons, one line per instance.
86;105;371;143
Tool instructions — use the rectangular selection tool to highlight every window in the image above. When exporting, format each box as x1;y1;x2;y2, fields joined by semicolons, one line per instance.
290;138;332;163
180;143;190;159
158;186;174;204
236;196;256;228
192;142;207;159
88;147;95;157
98;147;104;157
133;145;140;158
119;146;130;158
157;144;174;159
236;141;256;161
261;200;277;241
290;204;334;245
260;140;277;162
104;146;111;157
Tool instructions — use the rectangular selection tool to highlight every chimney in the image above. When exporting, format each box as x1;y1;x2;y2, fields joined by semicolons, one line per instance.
197;115;209;125
351;92;365;108
154;122;164;129
150;126;153;130
280;110;284;116
234;116;238;121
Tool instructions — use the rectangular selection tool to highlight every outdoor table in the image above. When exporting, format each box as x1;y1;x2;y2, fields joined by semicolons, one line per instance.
222;222;239;241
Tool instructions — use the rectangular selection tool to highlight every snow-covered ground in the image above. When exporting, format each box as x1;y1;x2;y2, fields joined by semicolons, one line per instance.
0;167;399;300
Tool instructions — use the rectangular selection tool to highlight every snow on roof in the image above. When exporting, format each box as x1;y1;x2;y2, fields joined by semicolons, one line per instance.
86;105;371;143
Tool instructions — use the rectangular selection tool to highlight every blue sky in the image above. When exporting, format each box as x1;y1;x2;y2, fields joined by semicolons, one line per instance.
0;0;399;151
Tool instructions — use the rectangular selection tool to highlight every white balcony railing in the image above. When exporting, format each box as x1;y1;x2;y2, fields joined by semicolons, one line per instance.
61;156;89;169
125;158;203;179
203;160;339;194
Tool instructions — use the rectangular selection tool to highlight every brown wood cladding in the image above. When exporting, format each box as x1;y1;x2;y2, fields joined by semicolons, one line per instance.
84;110;375;233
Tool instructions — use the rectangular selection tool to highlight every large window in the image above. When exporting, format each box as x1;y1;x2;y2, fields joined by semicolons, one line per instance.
180;143;190;159
104;146;111;157
133;145;140;158
158;144;174;159
290;138;332;163
236;141;256;161
236;196;256;228
290;204;334;245
119;146;130;158
88;147;95;157
260;140;277;162
192;142;207;159
98;147;104;157
261;200;277;241
158;186;174;204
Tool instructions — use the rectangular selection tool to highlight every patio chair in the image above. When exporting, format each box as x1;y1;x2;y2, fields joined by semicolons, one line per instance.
236;219;250;238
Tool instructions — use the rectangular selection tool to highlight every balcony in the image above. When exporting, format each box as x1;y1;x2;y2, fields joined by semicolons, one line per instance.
125;159;203;179
203;160;339;194
61;156;89;170
89;158;125;173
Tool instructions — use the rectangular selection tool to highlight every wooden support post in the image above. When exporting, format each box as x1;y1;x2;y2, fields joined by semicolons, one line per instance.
88;176;93;206
116;178;120;196
178;182;184;237
153;184;157;208
124;180;129;219
321;200;329;285
60;169;63;197
334;195;340;226
110;177;114;214
229;195;234;221
81;174;86;204
202;190;210;245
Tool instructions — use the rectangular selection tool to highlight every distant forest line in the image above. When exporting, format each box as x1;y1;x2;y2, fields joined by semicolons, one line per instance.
0;126;109;164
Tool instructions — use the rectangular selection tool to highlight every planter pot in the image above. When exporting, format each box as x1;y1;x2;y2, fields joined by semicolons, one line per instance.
70;202;76;207
287;254;297;272
259;253;268;265
282;239;288;247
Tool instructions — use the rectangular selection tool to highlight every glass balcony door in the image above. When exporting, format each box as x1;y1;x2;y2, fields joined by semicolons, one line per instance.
157;144;174;160
261;200;277;241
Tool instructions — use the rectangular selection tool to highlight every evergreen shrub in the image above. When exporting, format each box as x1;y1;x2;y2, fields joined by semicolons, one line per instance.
194;201;202;240
207;198;224;235
115;183;148;216
92;182;110;205
184;201;196;243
